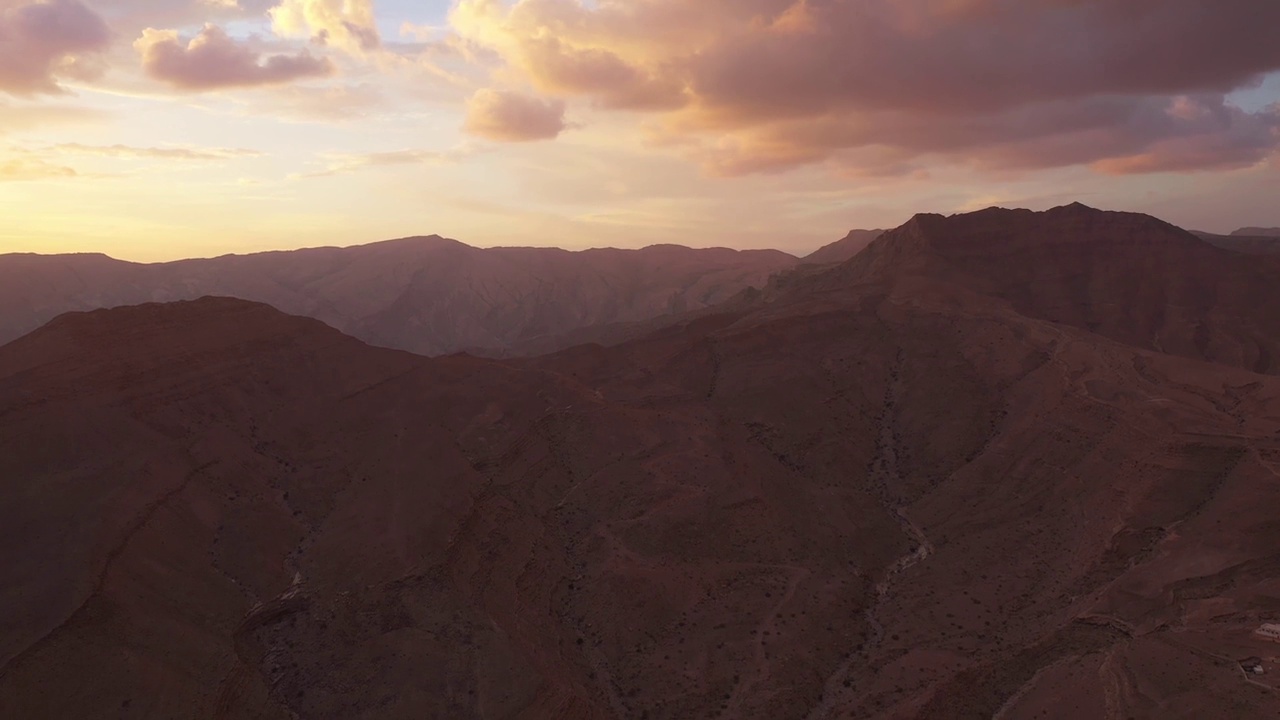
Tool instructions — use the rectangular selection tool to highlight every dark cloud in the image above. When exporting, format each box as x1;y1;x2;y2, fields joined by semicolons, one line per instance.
134;24;334;91
454;0;1280;175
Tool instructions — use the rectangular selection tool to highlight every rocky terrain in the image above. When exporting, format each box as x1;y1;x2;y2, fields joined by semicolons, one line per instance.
0;239;796;357
3;204;1280;718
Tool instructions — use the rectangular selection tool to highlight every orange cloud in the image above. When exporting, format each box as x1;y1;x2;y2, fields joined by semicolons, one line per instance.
463;88;567;142
302;146;476;177
0;0;110;96
269;0;380;53
450;0;703;110
134;24;335;91
0;156;76;181
450;0;1280;176
48;143;264;160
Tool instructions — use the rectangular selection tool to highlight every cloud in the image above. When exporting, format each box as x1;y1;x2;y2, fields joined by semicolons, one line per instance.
0;156;76;181
302;146;476;177
0;0;110;96
134;24;335;90
676;93;1280;177
450;0;1280;176
450;0;690;110
94;0;279;28
48;143;263;160
463;88;567;142
0;142;252;181
1090;97;1280;174
270;0;380;53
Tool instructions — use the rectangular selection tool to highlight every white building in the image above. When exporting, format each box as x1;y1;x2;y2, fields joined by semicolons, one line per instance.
1254;624;1280;642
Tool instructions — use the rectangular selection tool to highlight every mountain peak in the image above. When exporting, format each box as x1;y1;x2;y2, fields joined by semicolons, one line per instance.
922;203;1193;253
832;203;1208;286
362;234;469;252
1056;200;1097;212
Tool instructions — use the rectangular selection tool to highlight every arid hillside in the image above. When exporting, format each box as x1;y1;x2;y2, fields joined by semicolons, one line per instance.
3;205;1280;719
0;238;797;357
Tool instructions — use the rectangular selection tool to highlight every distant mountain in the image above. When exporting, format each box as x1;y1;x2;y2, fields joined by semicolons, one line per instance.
0;238;796;356
1191;230;1280;255
804;229;884;264
6;204;1280;717
1232;227;1280;237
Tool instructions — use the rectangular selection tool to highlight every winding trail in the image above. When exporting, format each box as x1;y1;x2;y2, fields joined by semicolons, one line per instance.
805;351;934;718
719;565;811;719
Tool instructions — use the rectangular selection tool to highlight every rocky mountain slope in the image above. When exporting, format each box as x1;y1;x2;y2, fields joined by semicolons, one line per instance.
804;229;885;265
3;205;1280;718
0;238;796;357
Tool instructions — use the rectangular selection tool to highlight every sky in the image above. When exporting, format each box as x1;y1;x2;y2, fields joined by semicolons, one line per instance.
1;0;1279;261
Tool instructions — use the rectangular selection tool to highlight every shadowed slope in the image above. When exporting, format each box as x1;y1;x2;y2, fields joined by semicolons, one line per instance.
0;297;900;719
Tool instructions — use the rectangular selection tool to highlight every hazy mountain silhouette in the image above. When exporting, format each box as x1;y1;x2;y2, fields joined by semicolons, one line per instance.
1232;227;1280;237
3;204;1280;718
0;238;796;357
1192;230;1280;255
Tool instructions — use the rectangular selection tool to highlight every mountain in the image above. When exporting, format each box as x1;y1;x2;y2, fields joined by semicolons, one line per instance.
804;229;884;264
5;204;1280;718
0;238;797;357
1232;227;1280;237
1192;230;1280;255
827;203;1280;374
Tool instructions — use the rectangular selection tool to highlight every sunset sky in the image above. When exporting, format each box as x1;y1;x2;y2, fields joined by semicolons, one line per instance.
2;0;1279;261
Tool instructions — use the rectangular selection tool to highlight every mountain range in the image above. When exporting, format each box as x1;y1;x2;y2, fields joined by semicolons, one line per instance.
1232;227;1280;237
0;230;883;359
4;219;1262;361
1193;230;1280;256
0;239;797;358
4;204;1280;718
